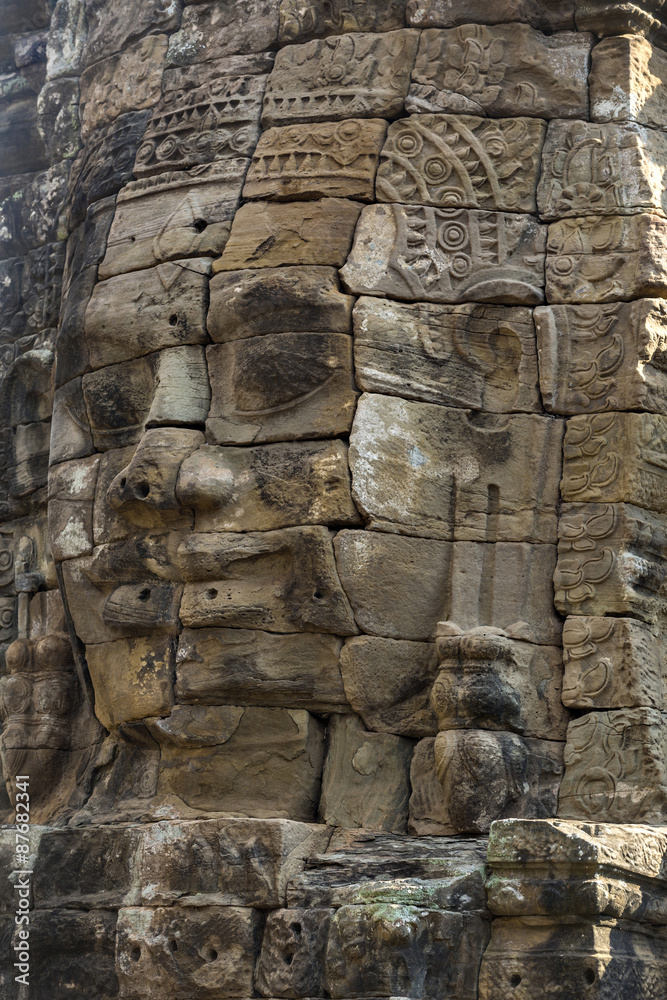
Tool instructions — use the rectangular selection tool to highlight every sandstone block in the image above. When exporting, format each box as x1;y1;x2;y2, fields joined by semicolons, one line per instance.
409;732;563;835
591;36;667;129
0;242;65;342
213;198;362;271
206;334;357;445
244;118;387;202
0;0;52;33
325;904;490;1000
36;77;81;163
86;636;175;729
353;297;540;412
92;446;139;544
406;0;575;31
48;498;94;562
25;909;119;1000
99;162;249;278
319;714;415;833
257;907;332;998
279;0;406;44
167;0;280;67
433;629;567;739
535;300;667;415
577;1;667;46
175;627;347;711
85;261;209;369
349;392;562;541
78;34;168;138
0;93;48;179
81;0;181;67
0;163;69;261
116;905;262;1000
151;705;325;820
377;114;545;212
340;636;439;738
562;616;665;710
555;502;667;623
546;214;667;303
208;266;354;342
334;530;452;641
559;708;667;824
262;30;419;127
177;527;357;635
33;825;142;909
408;24;589;118
177;440;359;532
341;204;546;305
49;378;93;467
538;121;667;220
478;916;667;1000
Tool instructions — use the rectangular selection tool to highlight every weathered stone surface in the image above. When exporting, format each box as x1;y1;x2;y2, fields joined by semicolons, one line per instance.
151;705;325;820
0;93;48;178
408;24;589;119
99;163;248;277
81;0;181;67
82;346;210;449
3;420;51;510
178;527;358;635
535;300;667;415
340;636;439;738
49;377;90;466
591;35;667;129
214;198;362;271
349;392;562;541
175;627;347;711
577;0;667;46
559;708;667;824
279;0;406;44
206;334;356;445
353;297;540;412
434;628;567;739
478;916;667;1000
46;0;88;80
176;440;359;531
538;121;667;220
78;34;168;138
555;502;667;623
25;909;119;1000
36;77;81;163
409;732;564;835
0;163;69;260
406;0;575;31
377;114;545;212
117;905;262;1000
320;713;414;833
562;616;666;710
48;453;99;561
0;0;53;33
325;904;490;1000
0;333;54;426
262;30;420;126
208;265;354;342
341;204;546;305
86;636;175;729
167;0;280;67
0;242;65;342
244;118;387;202
546;214;667;304
257;906;332;998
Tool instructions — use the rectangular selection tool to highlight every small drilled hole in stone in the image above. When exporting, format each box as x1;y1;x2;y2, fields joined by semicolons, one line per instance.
193;218;208;233
138;588;151;602
136;481;150;498
131;947;141;962
585;970;596;985
313;590;324;600
206;588;218;600
169;939;178;952
290;922;302;935
206;948;218;962
120;477;127;488
510;974;521;988
169;314;179;326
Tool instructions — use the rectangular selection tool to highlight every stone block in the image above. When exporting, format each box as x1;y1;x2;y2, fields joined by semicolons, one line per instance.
353;296;540;413
279;0;407;44
0;163;69;261
82;0;181;67
591;36;667;129
535;300;667;415
167;0;280;67
406;0;575;31
206;334;357;445
116;905;262;1000
559;708;667;824
91;446;137;544
433;628;567;739
177;527;358;635
325;904;490;1000
555;502;667;623
341;204;546;305
334;530;452;641
546;214;667;304
244;118;387;202
562;616;666;710
257;906;332;998
86;636;176;729
409;732;564;835
46;0;88;80
577;0;667;46
78;34;168;138
319;714;414;833
208;266;354;341
340;636;439;737
151;705;325;820
478;916;667;1000
407;24;589;118
377;114;545;212
262;30;420;126
0;0;52;33
213;198;362;271
349;392;562;541
0;93;48;178
562;412;667;514
25;909;118;1000
0;242;65;342
50;377;92;465
48;495;94;562
175;627;347;711
36;77;81;164
538;121;667;220
177;440;358;532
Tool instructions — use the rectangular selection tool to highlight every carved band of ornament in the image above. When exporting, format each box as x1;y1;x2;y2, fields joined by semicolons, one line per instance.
146;96;262;135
